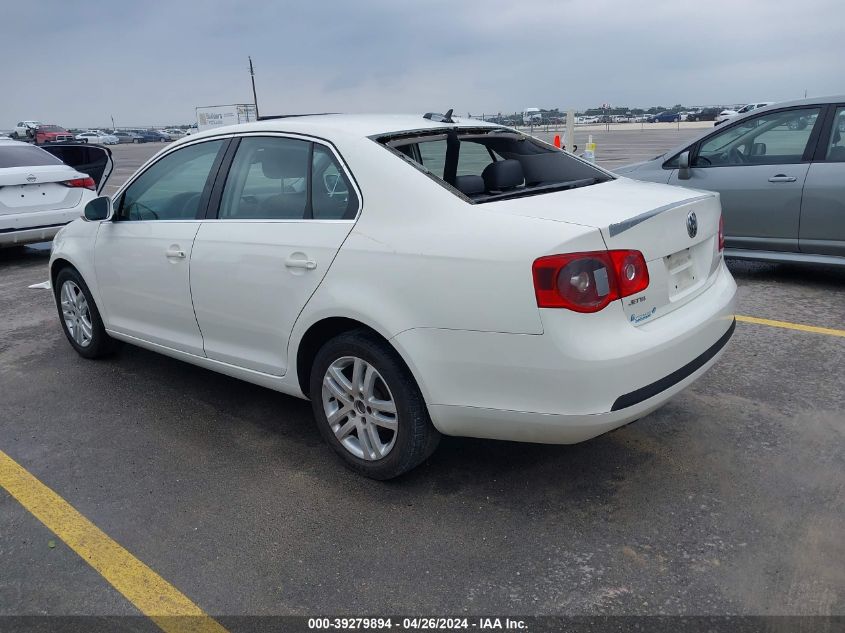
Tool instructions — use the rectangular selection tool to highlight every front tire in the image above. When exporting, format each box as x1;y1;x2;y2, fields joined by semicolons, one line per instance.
310;330;440;480
54;268;118;359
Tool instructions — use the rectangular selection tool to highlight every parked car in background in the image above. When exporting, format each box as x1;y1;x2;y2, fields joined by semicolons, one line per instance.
615;96;845;266
0;140;112;247
35;125;75;145
47;113;736;478
112;131;142;144
75;131;113;145
686;108;720;122
715;102;774;125
130;129;168;143
648;111;680;123
164;129;187;139
98;131;119;145
11;121;41;140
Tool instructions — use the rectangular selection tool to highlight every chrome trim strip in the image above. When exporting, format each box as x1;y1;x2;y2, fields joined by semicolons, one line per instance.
608;194;713;237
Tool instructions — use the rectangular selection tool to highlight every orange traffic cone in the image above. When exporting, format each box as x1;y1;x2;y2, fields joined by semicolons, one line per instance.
553;134;561;148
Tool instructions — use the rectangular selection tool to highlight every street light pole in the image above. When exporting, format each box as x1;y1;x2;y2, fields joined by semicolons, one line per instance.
249;56;260;120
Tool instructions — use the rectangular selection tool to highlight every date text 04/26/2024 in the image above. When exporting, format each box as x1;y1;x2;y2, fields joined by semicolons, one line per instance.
307;618;528;630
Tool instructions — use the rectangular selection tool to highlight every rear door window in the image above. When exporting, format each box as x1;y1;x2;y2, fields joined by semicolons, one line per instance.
218;136;358;220
824;107;845;162
311;144;358;219
219;137;309;220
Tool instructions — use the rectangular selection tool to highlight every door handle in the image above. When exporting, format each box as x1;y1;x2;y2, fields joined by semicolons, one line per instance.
284;257;317;270
768;175;797;183
165;247;186;259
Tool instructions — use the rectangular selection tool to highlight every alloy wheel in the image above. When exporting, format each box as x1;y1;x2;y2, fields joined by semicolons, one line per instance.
321;356;398;460
60;280;93;347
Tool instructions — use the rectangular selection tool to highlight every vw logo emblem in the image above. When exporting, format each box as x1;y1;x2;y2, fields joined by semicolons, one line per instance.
686;211;698;238
26;174;37;183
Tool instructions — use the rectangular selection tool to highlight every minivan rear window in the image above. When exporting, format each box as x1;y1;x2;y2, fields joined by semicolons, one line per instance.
0;145;63;168
374;127;611;203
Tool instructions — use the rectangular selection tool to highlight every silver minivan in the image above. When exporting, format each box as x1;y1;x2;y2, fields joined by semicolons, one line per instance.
616;96;845;266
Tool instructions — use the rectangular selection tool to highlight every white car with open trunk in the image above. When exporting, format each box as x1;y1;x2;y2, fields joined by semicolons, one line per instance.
0;140;112;247
46;112;736;478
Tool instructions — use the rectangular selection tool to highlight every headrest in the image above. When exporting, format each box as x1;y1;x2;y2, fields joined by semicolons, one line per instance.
482;159;523;191
260;147;306;180
454;175;485;195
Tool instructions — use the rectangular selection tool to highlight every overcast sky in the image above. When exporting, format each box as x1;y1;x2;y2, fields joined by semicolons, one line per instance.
4;0;843;127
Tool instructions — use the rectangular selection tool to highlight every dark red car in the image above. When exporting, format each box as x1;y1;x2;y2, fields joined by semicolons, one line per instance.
35;125;75;145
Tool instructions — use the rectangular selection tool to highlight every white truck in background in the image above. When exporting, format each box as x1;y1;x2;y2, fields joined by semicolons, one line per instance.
522;108;542;126
195;104;258;132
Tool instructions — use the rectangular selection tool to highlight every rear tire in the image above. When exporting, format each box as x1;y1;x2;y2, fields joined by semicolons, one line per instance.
310;329;440;480
54;267;118;359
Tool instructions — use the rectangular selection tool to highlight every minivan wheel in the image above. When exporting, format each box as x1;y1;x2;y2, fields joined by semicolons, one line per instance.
54;268;118;359
310;330;440;480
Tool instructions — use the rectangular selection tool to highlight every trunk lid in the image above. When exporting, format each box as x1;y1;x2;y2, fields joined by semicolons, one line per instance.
0;165;86;215
490;178;724;323
40;144;113;195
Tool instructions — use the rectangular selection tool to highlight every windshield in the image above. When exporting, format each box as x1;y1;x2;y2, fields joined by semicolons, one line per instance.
376;128;610;203
40;125;66;132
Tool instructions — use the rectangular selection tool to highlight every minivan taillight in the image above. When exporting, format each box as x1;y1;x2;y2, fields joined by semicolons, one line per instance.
63;177;96;191
718;213;725;252
532;250;650;313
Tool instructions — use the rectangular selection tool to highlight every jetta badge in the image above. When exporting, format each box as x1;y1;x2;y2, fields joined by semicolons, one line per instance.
686;211;698;238
26;174;37;183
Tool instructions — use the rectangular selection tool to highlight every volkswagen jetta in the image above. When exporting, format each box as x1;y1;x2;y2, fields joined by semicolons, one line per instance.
47;113;736;478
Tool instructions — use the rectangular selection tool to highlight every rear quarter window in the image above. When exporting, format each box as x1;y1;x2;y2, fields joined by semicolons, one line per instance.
0;145;63;168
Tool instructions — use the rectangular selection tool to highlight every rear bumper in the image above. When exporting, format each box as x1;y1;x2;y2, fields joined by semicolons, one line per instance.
393;260;737;443
0;206;85;246
0;222;66;246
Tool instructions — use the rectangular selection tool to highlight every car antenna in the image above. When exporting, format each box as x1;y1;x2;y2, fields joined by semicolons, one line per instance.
423;108;455;123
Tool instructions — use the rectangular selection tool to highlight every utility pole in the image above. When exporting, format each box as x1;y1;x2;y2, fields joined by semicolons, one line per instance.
249;56;260;120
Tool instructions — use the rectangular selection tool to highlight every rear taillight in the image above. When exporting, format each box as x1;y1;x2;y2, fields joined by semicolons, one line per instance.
718;213;725;252
63;177;96;191
532;250;650;313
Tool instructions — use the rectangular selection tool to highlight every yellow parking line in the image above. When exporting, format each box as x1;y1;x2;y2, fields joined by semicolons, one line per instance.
737;315;845;338
0;450;229;633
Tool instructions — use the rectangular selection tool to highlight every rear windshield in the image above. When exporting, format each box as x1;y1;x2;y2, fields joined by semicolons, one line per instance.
0;145;63;168
375;127;611;203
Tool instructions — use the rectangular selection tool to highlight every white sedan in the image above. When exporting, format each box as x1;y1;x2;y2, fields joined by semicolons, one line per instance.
75;131;118;145
715;102;774;125
47;114;736;479
0;139;112;247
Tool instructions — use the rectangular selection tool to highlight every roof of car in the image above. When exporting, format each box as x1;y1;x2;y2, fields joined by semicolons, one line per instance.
181;114;502;145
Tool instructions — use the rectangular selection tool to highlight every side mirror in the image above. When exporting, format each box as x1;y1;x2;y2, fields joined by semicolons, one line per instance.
83;196;112;221
751;142;767;156
678;150;691;180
